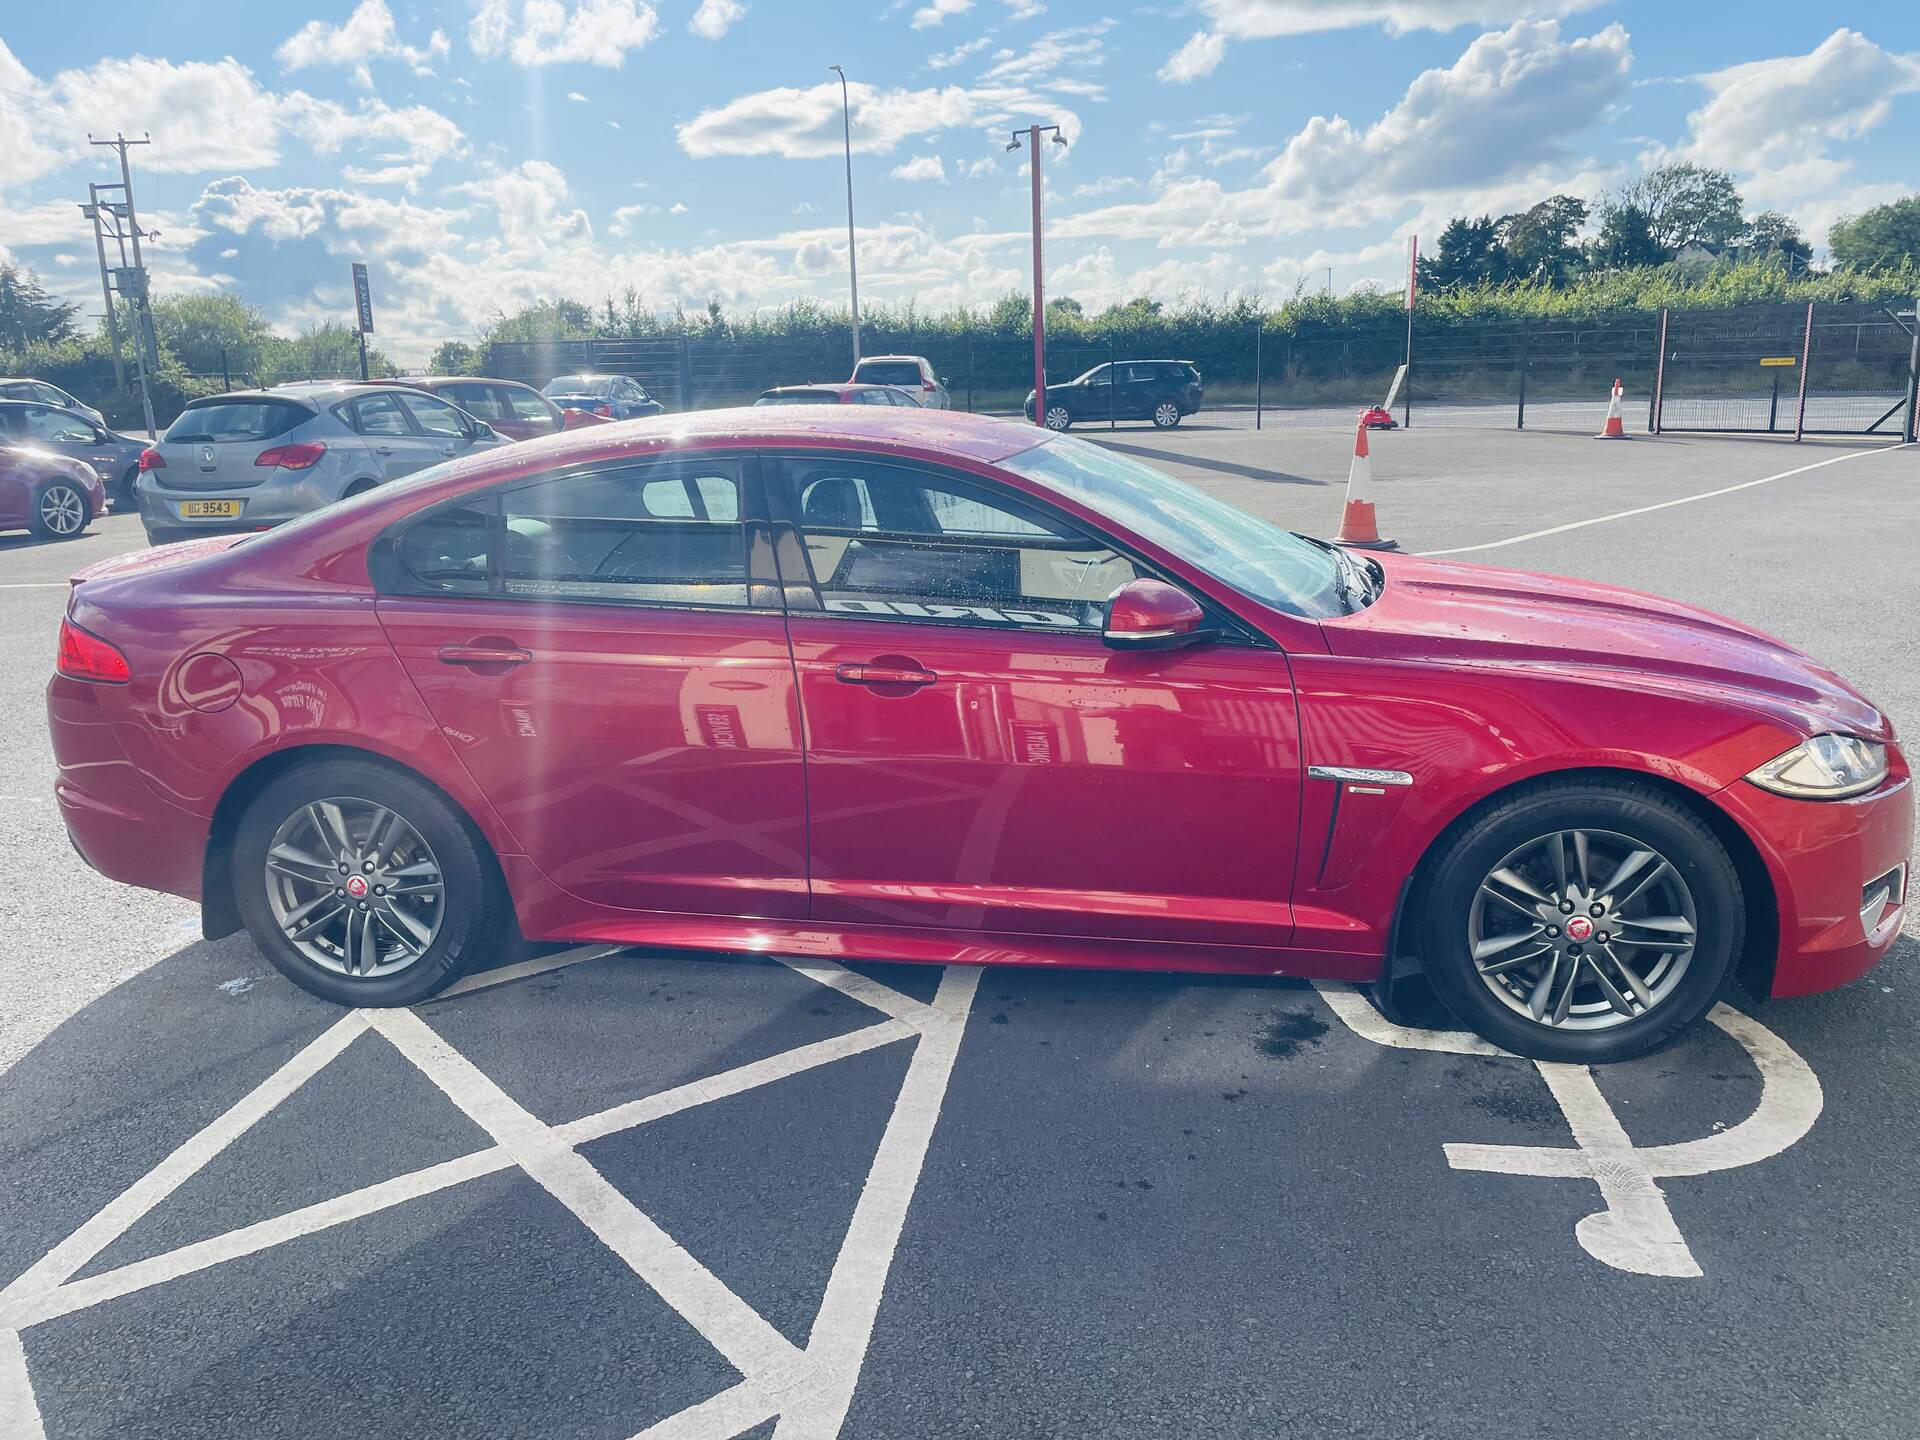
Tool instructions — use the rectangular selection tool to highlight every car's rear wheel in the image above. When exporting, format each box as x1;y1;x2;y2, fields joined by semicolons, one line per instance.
1152;402;1181;429
30;481;90;539
1415;779;1741;1063
232;759;507;1006
1044;405;1072;431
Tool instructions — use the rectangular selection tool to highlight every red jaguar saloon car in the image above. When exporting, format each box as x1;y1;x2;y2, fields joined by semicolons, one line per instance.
46;409;1909;1062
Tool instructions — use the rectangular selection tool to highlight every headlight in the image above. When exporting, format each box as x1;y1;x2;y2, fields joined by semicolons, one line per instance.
1746;734;1888;800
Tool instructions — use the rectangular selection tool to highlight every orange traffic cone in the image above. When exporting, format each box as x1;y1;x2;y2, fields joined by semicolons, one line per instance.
1596;378;1629;439
1335;416;1396;550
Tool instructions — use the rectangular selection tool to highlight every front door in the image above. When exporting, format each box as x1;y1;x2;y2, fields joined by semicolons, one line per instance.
375;452;807;918
771;452;1302;948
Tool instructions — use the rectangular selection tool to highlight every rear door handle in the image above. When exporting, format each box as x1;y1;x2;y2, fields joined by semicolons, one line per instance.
835;662;936;687
374;444;397;455
438;643;532;668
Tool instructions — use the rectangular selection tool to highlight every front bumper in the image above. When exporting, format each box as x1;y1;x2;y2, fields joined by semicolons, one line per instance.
1717;769;1914;997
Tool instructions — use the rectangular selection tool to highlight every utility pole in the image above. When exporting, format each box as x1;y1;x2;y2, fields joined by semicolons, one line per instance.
87;133;158;438
79;184;126;390
1009;124;1066;427
828;65;861;366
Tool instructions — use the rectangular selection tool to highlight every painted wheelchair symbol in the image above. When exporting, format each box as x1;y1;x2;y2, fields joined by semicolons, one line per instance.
1315;985;1824;1278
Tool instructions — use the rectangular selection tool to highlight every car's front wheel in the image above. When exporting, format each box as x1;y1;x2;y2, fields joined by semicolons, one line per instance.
1152;401;1181;429
232;758;508;1006
1043;405;1072;431
1415;778;1742;1063
30;480;90;539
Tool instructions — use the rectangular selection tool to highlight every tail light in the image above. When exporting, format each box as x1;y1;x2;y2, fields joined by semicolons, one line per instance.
137;448;165;471
56;618;131;684
592;402;614;418
255;442;327;470
922;382;936;391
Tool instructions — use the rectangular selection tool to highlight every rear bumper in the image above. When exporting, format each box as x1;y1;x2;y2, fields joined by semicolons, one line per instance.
1717;770;1914;997
48;675;208;901
134;473;333;533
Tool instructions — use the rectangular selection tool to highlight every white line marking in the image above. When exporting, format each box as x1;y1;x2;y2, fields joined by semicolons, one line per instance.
0;1330;46;1440
367;1007;811;1390
1418;443;1908;557
436;942;623;998
775;957;940;1031
1315;985;1823;1278
0;582;67;590
776;965;982;1440
0;1012;368;1321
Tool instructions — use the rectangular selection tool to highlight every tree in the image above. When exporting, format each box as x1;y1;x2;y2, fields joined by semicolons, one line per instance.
150;294;279;383
1742;211;1812;273
1419;215;1503;289
1829;196;1920;272
430;340;476;374
0;265;81;352
1588;202;1668;270
266;322;392;384
1497;195;1589;284
1618;163;1745;253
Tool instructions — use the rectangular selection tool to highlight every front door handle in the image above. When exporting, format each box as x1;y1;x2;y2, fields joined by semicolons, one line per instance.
439;642;532;669
374;444;397;455
835;661;937;688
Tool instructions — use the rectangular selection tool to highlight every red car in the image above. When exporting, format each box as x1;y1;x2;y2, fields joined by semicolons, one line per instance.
1360;406;1397;430
367;376;572;441
2;444;104;539
46;410;1909;1062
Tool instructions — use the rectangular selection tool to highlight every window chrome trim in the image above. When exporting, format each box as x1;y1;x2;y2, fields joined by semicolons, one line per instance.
1307;765;1414;787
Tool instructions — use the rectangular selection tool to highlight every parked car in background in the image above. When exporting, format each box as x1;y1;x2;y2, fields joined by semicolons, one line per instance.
1360;405;1398;430
46;407;1911;1065
754;383;923;407
133;382;506;546
0;377;107;430
0;399;147;510
850;355;950;409
1;443;102;539
541;374;665;421
369;376;567;441
1025;360;1204;431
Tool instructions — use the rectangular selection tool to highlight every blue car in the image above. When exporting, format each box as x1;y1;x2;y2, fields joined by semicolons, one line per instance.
540;373;665;421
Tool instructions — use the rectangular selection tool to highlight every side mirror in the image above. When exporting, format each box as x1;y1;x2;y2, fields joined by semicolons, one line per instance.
1102;578;1213;651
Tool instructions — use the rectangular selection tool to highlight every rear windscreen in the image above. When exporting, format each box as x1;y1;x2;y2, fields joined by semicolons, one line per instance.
853;362;922;386
755;391;840;405
164;400;308;443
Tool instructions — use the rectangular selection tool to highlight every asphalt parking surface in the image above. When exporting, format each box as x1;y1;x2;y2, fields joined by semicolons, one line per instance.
2;425;1916;1439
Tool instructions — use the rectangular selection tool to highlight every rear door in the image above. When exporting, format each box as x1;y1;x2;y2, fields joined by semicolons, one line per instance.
394;390;497;466
373;451;808;917
341;392;435;480
8;403;119;480
770;450;1303;946
503;384;563;438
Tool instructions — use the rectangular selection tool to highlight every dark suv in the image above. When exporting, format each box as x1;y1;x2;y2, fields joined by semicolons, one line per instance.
1024;360;1203;431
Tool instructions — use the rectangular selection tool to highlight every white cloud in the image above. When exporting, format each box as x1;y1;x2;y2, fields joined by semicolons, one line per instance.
891;154;949;182
1003;0;1045;16
911;0;972;29
1160;31;1226;83
677;79;1080;159
567;90;589;102
281;94;467;175
610;203;659;235
927;37;993;70
1669;29;1920;201
44;55;285;173
1066;19;1631;244
670;201;689;213
469;0;662;67
979;20;1110;89
1072;175;1135;197
276;0;450;85
0;41;63;192
689;0;747;39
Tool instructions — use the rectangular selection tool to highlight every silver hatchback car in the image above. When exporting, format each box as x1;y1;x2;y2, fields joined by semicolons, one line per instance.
135;382;506;545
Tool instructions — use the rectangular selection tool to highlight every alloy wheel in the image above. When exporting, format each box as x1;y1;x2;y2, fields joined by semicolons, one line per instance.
1153;402;1179;428
263;797;445;979
39;485;86;536
1466;827;1697;1031
1044;406;1072;431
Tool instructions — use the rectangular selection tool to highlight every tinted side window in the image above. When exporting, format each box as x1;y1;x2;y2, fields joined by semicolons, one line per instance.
398;499;493;595
348;394;412;436
398;392;468;437
784;458;1136;633
446;383;508;422
500;460;751;607
19;405;96;442
506;387;553;422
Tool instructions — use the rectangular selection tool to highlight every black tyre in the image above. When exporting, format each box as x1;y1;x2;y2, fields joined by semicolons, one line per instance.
1415;778;1742;1063
29;480;90;539
232;758;507;1006
112;468;138;512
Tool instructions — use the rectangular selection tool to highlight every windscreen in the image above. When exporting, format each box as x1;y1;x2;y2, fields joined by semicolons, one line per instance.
163;400;308;443
853;361;923;386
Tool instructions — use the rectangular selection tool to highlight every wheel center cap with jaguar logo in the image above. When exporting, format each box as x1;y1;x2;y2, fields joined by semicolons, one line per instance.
344;875;370;899
1565;916;1594;941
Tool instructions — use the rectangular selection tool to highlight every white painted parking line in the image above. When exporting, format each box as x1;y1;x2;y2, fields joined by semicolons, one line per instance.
0;955;980;1439
1417;442;1909;558
778;957;942;1031
436;942;623;998
1315;983;1824;1278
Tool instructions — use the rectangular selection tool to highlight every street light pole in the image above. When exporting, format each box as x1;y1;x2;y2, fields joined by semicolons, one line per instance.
1010;124;1065;427
829;64;861;366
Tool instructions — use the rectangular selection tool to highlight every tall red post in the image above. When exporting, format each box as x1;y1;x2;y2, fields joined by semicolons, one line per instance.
1029;125;1046;428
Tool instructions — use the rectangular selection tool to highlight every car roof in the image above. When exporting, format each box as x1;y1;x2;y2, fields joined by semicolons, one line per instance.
193;382;402;407
369;375;536;390
853;354;930;364
760;383;889;395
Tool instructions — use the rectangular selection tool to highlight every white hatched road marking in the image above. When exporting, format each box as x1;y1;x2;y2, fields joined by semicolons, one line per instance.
0;950;982;1439
1315;984;1823;1278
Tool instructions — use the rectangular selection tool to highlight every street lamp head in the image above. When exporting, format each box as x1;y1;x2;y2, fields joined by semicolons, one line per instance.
1006;137;1022;152
828;63;843;75
1051;131;1068;148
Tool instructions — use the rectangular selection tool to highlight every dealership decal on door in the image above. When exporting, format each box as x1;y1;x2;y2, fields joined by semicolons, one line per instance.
824;598;1088;627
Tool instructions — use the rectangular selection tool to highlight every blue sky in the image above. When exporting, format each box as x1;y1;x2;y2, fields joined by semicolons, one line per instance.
1;1;1915;363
